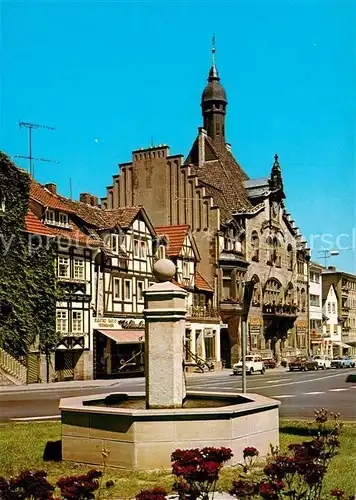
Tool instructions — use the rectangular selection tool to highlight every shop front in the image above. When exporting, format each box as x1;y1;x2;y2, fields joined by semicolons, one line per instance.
93;317;145;378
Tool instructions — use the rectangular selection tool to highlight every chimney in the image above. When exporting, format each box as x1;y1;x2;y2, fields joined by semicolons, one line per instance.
45;183;57;195
80;193;99;206
225;143;232;153
80;193;92;204
328;266;336;271
90;196;99;207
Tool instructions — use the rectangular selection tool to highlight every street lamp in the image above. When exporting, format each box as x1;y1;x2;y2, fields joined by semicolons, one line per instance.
317;250;339;268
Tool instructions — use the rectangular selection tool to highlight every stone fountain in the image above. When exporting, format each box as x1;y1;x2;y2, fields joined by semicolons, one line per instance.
60;259;280;470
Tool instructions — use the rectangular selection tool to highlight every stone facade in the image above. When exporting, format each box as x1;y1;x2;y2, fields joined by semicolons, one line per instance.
101;48;310;366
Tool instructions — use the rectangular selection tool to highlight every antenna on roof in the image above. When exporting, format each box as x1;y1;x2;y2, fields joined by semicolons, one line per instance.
15;121;59;177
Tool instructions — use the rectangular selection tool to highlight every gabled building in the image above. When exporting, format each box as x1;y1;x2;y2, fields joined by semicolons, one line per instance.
321;284;343;357
29;180;102;381
322;267;356;354
101;46;310;366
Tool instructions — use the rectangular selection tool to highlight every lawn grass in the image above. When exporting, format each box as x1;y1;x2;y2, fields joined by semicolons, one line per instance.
0;420;355;498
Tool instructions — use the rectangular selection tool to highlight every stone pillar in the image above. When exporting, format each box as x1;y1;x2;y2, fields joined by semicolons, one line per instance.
215;328;221;363
143;259;188;409
190;330;196;357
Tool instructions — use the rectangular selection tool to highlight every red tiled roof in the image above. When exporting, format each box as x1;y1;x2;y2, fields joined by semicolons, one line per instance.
195;271;214;292
50;219;102;247
30;180;75;213
155;225;190;256
99;206;142;229
25;210;54;236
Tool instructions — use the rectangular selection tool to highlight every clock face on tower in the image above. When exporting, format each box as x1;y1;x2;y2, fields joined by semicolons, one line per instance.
272;201;280;219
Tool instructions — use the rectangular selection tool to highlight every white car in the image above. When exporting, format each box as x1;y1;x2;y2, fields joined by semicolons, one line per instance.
232;355;265;375
312;356;331;369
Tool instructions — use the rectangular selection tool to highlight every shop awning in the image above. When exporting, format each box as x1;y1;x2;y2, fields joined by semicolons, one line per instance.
333;341;352;348
98;329;144;344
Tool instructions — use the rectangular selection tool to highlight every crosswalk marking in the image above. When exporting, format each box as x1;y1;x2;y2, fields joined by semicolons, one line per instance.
303;391;324;395
267;378;291;383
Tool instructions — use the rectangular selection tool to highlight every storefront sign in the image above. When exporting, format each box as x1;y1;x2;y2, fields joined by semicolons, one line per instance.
93;317;145;330
249;318;261;335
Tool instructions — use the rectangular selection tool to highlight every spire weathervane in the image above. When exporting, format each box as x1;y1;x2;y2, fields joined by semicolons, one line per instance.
212;34;216;66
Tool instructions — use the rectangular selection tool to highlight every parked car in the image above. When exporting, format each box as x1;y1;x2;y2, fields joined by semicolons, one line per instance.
331;356;356;369
232;355;265;375
289;357;318;371
262;357;277;369
312;356;332;370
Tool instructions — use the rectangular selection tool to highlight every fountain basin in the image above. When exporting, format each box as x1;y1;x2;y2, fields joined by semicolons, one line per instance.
60;391;280;470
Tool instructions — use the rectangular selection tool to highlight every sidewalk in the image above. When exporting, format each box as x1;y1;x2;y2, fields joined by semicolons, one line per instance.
0;377;122;394
0;366;289;394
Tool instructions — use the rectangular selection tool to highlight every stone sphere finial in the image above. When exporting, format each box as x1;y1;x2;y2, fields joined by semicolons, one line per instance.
153;258;176;282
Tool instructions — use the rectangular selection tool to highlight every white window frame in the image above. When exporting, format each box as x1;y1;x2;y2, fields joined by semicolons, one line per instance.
59;212;69;225
140;240;147;258
110;234;120;254
58;256;70;278
73;258;85;280
56;310;68;333
46;210;55;223
158;244;165;259
113;277;121;300
72;310;83;333
133;239;139;257
137;281;144;302
183;261;190;279
124;280;132;300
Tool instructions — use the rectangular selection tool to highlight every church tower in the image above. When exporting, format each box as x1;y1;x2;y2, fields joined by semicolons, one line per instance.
201;37;228;152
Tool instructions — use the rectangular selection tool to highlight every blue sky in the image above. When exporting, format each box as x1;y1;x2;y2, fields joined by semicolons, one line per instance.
1;0;355;272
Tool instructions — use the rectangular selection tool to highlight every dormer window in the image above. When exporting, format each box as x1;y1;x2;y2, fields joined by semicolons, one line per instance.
110;234;120;254
157;245;165;259
46;210;55;223
59;213;68;225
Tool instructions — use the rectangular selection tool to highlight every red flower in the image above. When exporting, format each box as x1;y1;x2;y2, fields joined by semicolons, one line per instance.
259;482;278;499
136;487;167;500
230;480;257;497
243;447;259;458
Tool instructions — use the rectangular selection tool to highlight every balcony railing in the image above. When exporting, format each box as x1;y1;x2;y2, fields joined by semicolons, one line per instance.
187;306;220;319
262;304;299;316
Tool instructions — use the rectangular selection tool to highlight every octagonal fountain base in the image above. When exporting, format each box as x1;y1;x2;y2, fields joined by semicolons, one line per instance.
60;391;280;470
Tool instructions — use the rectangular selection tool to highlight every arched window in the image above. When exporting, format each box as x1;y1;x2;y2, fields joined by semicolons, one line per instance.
296;287;300;309
285;283;294;305
300;288;306;311
264;278;282;305
273;237;282;267
251;232;259;261
266;236;273;264
287;244;293;271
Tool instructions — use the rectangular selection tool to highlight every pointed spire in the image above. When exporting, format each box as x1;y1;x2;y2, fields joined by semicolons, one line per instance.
208;34;219;81
273;153;281;171
270;153;284;192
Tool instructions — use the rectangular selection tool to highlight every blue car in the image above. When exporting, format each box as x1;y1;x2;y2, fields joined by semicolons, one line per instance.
331;356;355;369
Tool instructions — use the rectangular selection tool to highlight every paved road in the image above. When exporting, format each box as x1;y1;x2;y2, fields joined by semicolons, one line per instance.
0;368;355;422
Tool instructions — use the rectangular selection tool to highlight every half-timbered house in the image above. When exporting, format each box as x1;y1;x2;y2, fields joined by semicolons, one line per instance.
29;181;101;381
